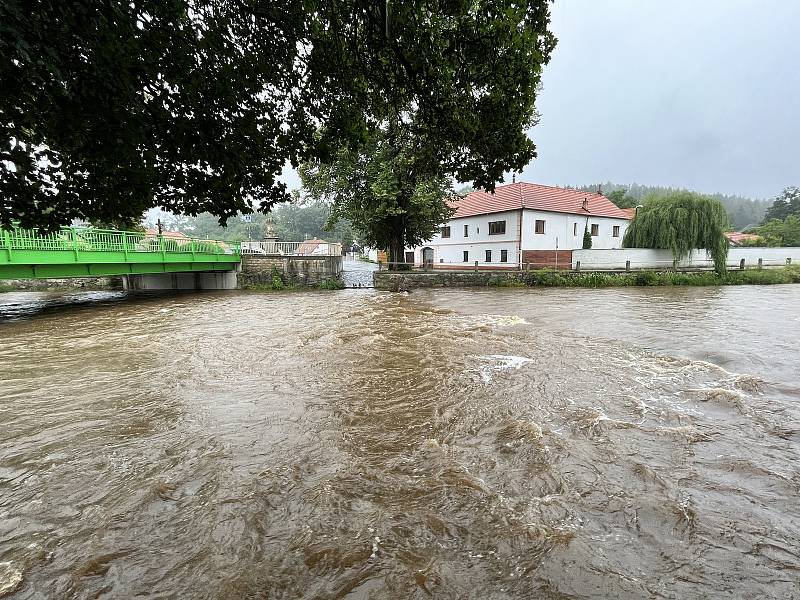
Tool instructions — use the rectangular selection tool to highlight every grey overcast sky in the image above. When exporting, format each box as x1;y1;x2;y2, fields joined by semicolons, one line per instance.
521;0;799;199
282;0;799;199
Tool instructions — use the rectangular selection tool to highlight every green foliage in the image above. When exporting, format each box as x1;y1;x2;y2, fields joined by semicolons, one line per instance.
762;187;800;223
157;200;354;245
299;2;556;263
315;277;345;290
623;191;730;274
89;217;146;232
270;267;284;290
501;267;800;288
300;130;457;263
2;0;556;232
752;215;800;247
578;182;771;230
582;226;593;249
606;189;639;209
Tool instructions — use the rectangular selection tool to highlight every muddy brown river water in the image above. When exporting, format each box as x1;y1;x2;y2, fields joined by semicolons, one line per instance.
0;285;799;599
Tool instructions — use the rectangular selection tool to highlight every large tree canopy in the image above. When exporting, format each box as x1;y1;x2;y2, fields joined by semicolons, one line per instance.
299;2;555;263
299;129;456;263
762;186;800;223
623;191;730;274
1;0;556;231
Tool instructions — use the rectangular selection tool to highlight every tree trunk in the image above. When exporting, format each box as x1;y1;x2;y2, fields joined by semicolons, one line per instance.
388;226;407;270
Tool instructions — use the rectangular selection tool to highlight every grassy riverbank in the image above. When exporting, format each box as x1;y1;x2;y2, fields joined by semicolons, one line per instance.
489;266;800;288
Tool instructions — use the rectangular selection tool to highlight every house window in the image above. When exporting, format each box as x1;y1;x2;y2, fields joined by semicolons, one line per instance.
463;224;469;237
574;223;578;236
613;225;620;237
500;249;508;263
591;224;599;236
485;249;492;262
488;220;506;235
405;251;415;264
463;250;469;262
441;226;450;238
535;219;545;234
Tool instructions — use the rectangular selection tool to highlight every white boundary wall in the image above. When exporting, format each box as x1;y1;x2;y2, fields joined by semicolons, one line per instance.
572;247;800;270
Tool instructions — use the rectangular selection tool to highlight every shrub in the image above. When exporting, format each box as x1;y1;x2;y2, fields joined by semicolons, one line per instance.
316;277;345;290
634;271;659;286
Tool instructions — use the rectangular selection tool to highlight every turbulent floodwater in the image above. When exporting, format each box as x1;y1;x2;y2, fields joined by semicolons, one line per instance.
1;285;799;599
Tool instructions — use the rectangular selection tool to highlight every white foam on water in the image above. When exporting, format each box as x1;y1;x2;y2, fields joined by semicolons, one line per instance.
469;355;533;383
0;562;23;596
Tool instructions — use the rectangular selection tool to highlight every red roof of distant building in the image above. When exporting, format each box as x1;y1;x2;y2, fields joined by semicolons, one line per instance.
297;238;327;254
725;232;760;246
145;228;189;240
621;208;637;219
449;182;631;220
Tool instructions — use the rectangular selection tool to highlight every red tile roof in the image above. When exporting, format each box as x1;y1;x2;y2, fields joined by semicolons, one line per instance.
621;208;637;219
145;228;189;239
724;232;761;246
449;182;631;220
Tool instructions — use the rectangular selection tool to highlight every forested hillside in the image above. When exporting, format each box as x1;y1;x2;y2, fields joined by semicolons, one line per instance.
576;182;771;230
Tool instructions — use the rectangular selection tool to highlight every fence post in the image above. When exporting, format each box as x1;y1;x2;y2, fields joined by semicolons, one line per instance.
740;258;745;270
625;260;631;272
758;258;763;270
2;228;11;261
71;227;79;260
474;260;478;272
575;260;580;272
123;232;128;261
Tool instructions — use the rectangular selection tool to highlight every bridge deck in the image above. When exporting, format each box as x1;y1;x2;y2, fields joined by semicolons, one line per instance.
0;226;240;279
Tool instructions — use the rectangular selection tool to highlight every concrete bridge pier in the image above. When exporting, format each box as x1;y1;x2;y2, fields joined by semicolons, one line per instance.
123;271;238;292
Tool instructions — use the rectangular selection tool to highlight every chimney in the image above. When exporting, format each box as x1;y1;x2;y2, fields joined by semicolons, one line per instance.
582;197;589;211
597;184;602;195
512;173;516;183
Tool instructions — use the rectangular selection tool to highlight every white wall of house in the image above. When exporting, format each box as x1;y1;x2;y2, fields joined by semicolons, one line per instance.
572;247;800;270
412;210;521;266
408;209;629;266
520;210;628;251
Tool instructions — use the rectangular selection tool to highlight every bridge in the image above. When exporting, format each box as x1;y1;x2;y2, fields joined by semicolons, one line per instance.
0;226;240;281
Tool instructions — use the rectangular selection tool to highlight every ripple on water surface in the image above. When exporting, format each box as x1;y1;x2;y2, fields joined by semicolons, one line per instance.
0;286;799;598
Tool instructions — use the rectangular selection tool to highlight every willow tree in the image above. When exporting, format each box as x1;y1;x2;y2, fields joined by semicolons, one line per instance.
623;192;730;274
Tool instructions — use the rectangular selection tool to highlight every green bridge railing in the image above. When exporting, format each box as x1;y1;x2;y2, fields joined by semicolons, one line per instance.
0;225;241;280
0;226;240;256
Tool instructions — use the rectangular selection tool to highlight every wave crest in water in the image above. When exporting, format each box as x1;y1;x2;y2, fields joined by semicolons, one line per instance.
1;286;799;598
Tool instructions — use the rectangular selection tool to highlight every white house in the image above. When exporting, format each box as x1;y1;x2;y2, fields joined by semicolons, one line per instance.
407;182;632;269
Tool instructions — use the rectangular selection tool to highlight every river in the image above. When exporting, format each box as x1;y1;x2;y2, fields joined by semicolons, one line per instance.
1;285;799;599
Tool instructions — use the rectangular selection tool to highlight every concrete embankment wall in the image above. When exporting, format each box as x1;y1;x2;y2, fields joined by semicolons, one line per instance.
240;255;343;287
0;276;124;292
124;271;238;291
572;247;800;270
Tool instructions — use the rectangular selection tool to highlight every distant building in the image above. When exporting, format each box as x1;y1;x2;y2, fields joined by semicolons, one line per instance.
725;231;761;246
144;228;189;240
407;182;632;269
